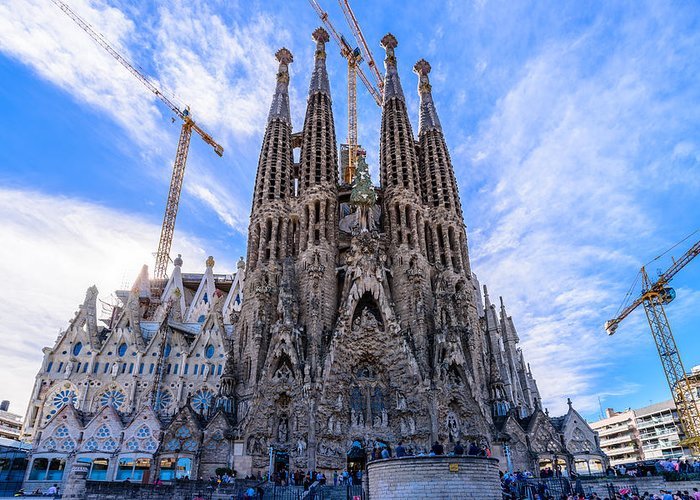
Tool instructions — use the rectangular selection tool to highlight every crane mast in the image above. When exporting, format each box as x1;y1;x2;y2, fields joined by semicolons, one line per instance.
605;238;700;453
52;0;224;283
308;0;381;184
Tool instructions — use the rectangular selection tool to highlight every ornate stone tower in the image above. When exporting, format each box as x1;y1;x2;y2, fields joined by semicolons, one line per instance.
231;31;534;476
378;34;433;379
239;47;295;391
296;27;339;383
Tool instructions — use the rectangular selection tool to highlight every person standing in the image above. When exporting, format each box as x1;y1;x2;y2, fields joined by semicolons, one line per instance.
333;470;338;486
396;442;406;457
453;441;464;455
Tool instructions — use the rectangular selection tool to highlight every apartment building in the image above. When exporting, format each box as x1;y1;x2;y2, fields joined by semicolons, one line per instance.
590;408;642;466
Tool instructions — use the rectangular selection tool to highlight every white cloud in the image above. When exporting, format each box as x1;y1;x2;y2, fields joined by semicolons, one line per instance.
0;0;289;235
465;13;700;415
0;0;163;147
0;188;233;414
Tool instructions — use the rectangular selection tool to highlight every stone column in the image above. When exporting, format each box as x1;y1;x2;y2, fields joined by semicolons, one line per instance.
62;462;89;499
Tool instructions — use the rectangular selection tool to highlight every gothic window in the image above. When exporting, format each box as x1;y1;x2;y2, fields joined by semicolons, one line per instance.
54;425;69;438
100;389;126;410
350;386;363;414
95;425;111;438
136;426;151;439
83;438;98;451
62;438;76;451
72;342;82;356
205;345;215;359
144;439;158;452
164;343;172;357
51;389;77;413
43;438;57;451
126;439;139;452
175;426;191;439
165;439;179;451
118;343;127;357
103;438;118;452
182;439;198;452
370;386;385;421
192;388;214;412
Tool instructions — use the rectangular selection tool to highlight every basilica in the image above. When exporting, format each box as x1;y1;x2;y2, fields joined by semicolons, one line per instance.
21;28;606;489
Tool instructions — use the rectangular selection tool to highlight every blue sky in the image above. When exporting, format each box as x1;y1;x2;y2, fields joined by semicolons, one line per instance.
1;0;699;422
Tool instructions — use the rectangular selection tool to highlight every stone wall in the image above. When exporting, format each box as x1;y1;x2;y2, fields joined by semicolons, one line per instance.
367;456;501;499
83;479;261;500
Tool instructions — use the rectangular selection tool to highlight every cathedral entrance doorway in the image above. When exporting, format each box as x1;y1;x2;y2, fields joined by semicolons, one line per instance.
273;450;289;482
347;441;366;480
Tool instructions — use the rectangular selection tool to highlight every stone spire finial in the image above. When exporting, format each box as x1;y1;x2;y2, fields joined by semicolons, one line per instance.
276;47;293;66
237;257;246;269
381;33;398;62
174;254;183;267
380;33;404;102
414;58;442;134
206;255;215;268
567;397;573;409
267;48;293;124
309;28;331;97
312;27;330;46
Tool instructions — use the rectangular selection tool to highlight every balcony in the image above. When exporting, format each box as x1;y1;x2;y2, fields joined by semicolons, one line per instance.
636;416;675;429
604;445;639;456
597;424;633;437
601;435;637;447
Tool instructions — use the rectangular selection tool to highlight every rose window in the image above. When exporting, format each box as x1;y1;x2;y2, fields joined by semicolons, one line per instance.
191;389;214;412
99;389;126;410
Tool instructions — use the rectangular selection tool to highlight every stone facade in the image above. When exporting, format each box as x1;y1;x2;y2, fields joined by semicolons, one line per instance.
22;28;606;490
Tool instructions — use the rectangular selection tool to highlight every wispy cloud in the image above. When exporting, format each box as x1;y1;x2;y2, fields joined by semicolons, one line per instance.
463;4;700;415
0;0;163;146
0;188;232;411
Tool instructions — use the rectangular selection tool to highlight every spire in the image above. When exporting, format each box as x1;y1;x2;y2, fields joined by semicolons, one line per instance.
309;27;331;97
499;297;520;344
413;59;441;134
484;285;499;333
267;48;293;124
379;33;420;195
414;58;461;216
251;48;295;211
380;33;404;102
299;29;338;192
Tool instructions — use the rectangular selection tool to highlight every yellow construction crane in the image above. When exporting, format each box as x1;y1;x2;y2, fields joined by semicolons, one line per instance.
308;0;382;184
52;0;224;283
605;236;700;454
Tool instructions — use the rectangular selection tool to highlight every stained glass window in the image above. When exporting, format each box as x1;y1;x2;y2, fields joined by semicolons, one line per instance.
191;389;214;412
205;345;215;359
83;438;98;451
182;439;198;451
52;389;77;410
154;391;173;412
55;425;69;438
175;426;191;439
99;389;126;410
72;342;82;356
136;426;151;439
118;343;127;357
95;425;111;438
103;438;118;452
